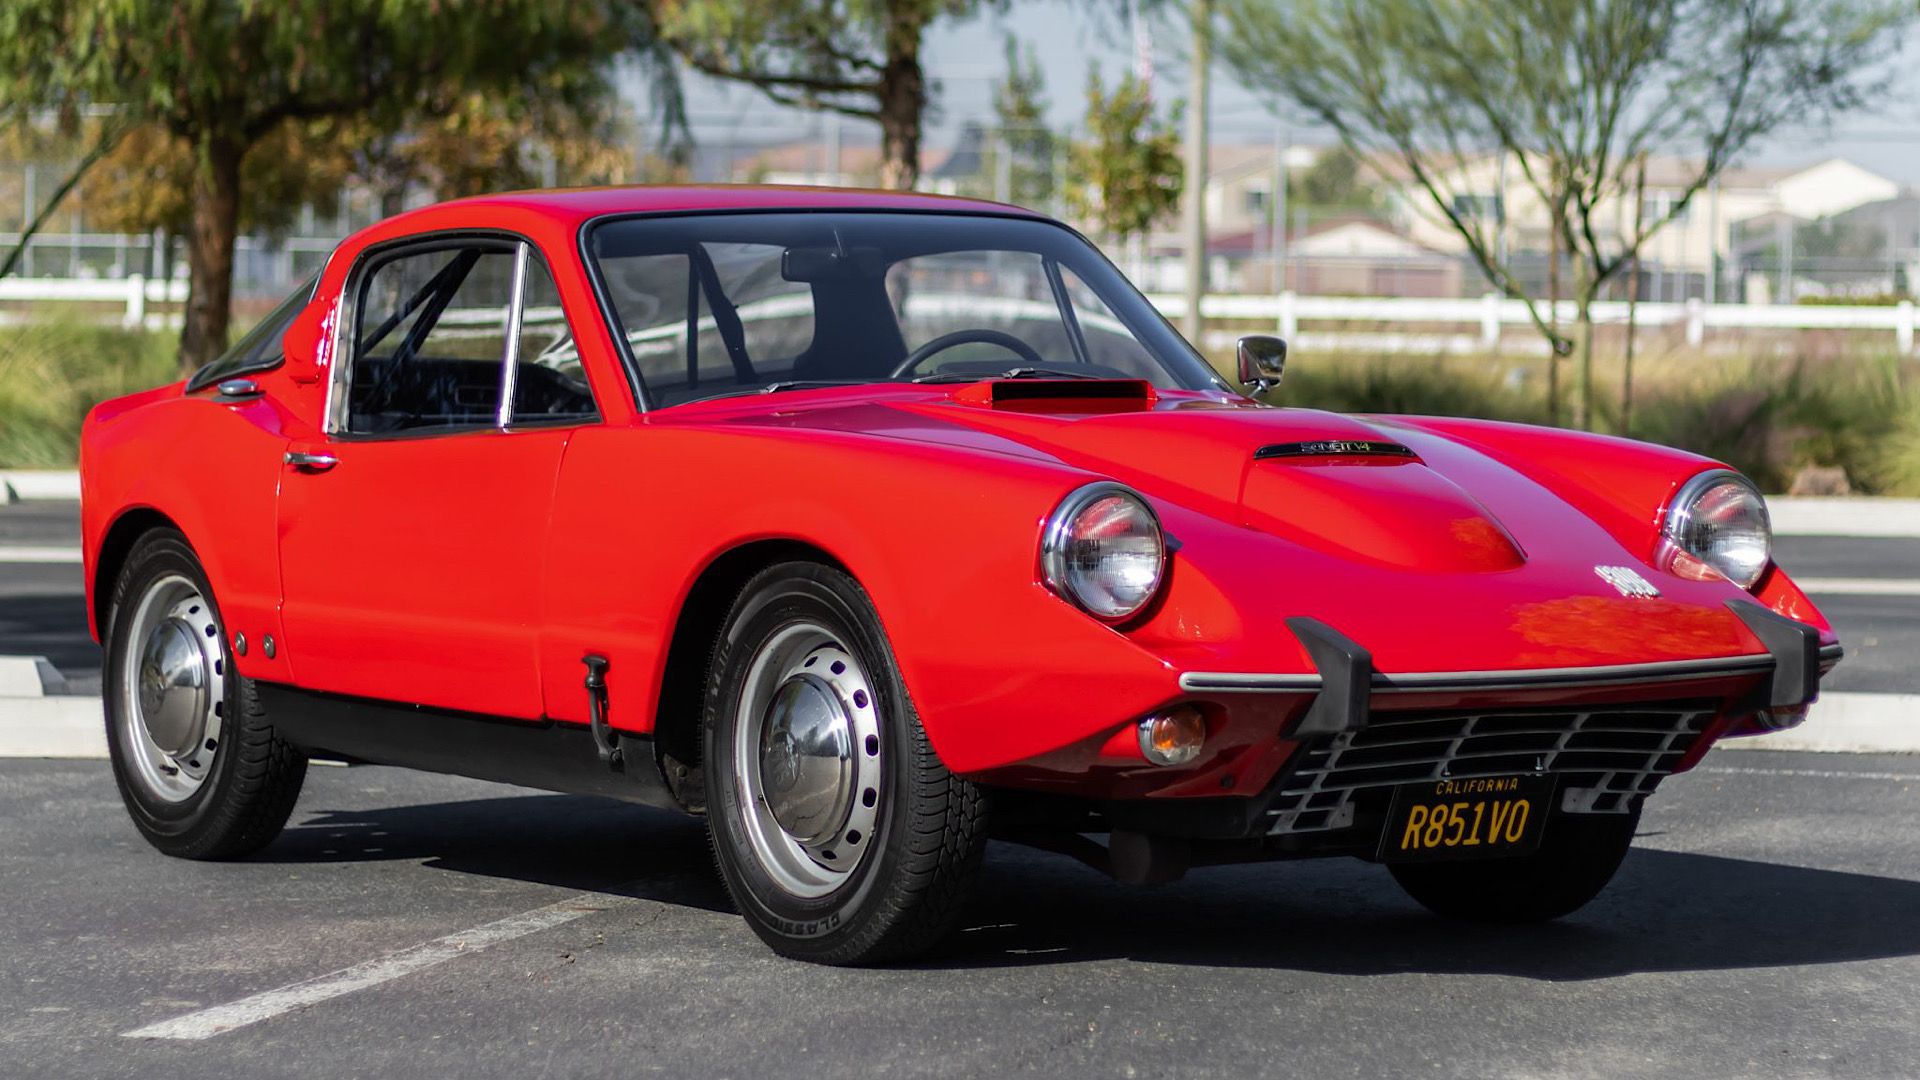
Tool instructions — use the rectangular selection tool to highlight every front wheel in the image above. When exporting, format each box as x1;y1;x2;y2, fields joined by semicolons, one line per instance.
704;562;990;964
104;529;307;859
1388;808;1640;922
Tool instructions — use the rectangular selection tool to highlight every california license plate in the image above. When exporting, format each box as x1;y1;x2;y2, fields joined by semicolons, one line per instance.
1379;775;1552;862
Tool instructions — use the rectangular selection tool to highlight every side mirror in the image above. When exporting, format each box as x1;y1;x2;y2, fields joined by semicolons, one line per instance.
1236;334;1287;394
282;297;338;386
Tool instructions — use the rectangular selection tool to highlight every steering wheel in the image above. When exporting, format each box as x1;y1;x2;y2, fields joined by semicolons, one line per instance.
889;328;1046;380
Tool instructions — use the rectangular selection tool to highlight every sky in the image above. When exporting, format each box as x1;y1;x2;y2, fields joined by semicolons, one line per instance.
651;1;1920;188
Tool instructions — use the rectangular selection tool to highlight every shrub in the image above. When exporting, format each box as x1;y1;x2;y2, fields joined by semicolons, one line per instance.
1245;347;1920;495
0;318;178;468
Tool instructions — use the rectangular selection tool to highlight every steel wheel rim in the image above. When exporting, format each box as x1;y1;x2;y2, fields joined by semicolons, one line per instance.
733;621;884;899
117;573;225;802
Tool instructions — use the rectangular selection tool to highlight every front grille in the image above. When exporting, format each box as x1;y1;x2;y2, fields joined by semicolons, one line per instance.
1265;701;1716;836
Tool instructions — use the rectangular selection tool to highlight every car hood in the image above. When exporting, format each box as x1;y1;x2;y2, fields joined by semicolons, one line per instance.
691;386;1793;672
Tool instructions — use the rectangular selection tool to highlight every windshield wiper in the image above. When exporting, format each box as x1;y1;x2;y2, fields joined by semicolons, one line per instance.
911;367;1106;384
699;380;874;402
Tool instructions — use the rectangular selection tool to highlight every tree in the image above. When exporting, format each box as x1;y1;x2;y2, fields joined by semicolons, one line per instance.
81;121;353;239
1064;66;1185;247
333;88;639;217
0;1;641;371
985;34;1055;208
1296;145;1378;212
655;1;994;190
1222;0;1910;429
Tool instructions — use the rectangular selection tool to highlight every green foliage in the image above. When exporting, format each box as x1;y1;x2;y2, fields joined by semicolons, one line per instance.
0;0;644;368
78;120;352;238
657;0;992;189
1295;145;1378;212
1242;348;1920;494
1221;0;1913;427
1798;293;1910;306
1064;66;1184;243
0;319;176;467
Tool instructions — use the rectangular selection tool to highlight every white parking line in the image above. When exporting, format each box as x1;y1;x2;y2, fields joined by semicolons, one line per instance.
1699;766;1919;782
0;546;81;564
1796;577;1920;596
120;893;621;1040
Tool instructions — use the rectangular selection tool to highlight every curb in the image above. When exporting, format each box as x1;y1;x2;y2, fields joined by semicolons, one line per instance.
0;696;103;757
1766;497;1920;539
1720;692;1920;754
0;470;81;502
7;473;1920;536
1;690;1910;760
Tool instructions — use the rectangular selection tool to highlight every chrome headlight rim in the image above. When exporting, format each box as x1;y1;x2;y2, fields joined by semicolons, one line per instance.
1661;467;1773;590
1040;481;1168;624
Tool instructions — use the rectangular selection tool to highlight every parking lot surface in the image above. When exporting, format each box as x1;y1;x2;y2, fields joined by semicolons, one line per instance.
3;750;1917;1079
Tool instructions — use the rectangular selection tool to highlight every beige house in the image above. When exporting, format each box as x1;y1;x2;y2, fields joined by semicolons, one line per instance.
1374;153;1900;298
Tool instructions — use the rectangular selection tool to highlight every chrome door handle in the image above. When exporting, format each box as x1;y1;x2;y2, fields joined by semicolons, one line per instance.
284;451;339;473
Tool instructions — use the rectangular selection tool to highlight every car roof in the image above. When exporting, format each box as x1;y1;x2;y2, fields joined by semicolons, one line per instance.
392;184;1049;228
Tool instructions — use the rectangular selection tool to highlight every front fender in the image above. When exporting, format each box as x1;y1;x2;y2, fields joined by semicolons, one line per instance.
538;424;1183;774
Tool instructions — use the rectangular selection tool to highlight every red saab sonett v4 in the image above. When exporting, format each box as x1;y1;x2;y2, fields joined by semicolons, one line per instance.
81;187;1840;963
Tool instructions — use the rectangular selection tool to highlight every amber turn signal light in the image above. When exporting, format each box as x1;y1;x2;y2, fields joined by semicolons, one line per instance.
1138;706;1207;766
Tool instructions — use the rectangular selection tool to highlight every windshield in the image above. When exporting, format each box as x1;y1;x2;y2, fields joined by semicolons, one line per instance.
585;211;1225;408
185;272;320;392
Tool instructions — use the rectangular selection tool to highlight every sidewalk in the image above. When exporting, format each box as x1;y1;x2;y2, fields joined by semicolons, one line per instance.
0;681;1909;759
12;470;1920;537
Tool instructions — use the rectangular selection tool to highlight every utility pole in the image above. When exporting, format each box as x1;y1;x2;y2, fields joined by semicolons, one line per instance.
1705;177;1719;305
826;113;842;184
1778;214;1794;304
1270;125;1289;295
1182;0;1212;343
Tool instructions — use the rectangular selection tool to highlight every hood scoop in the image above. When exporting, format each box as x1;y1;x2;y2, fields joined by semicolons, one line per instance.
1255;439;1418;462
1241;453;1526;573
950;378;1157;412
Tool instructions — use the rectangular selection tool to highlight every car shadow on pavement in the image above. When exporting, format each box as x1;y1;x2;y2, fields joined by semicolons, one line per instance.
257;793;1920;980
265;792;734;914
934;842;1920;979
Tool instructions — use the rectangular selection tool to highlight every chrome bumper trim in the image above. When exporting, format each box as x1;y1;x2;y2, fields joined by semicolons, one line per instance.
1177;649;1838;696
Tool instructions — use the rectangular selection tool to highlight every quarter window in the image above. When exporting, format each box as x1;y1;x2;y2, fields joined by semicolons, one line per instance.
510;258;598;423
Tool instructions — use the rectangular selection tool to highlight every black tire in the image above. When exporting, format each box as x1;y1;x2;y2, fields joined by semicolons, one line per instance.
104;529;307;859
703;561;990;965
1388;807;1640;923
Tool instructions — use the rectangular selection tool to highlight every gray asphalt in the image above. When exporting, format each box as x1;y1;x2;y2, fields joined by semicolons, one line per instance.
1;752;1917;1078
4;503;1916;695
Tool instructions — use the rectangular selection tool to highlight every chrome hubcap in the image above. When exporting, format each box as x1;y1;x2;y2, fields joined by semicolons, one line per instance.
118;575;224;801
735;623;883;898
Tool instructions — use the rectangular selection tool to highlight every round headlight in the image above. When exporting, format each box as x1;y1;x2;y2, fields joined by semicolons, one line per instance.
1662;469;1772;589
1041;483;1166;621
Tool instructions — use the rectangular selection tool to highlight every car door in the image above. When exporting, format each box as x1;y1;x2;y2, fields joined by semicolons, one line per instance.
276;235;600;719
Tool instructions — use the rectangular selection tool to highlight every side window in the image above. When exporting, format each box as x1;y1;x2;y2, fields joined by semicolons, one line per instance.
348;247;515;434
510;258;597;423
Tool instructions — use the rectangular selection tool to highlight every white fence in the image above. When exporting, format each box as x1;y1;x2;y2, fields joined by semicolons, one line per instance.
4;275;1918;354
0;275;189;329
1145;292;1920;355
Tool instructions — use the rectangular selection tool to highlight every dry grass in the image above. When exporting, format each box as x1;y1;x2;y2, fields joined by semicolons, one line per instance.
0;318;178;468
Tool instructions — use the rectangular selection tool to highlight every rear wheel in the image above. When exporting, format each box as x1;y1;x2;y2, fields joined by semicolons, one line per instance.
1388;808;1640;922
704;562;990;964
104;529;307;859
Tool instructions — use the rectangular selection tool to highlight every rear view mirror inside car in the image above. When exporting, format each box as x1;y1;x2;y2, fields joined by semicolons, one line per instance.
782;245;886;282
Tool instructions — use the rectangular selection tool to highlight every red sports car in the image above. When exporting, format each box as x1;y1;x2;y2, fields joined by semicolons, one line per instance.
82;187;1839;964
